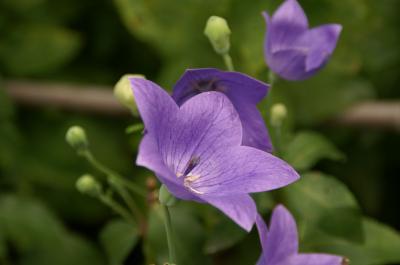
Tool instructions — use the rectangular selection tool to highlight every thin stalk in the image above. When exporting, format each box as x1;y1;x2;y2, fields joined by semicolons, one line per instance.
162;204;176;264
222;53;234;71
81;150;146;197
111;179;146;232
100;194;136;225
274;123;283;157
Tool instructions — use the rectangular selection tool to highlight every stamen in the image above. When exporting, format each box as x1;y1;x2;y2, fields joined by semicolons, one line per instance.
184;174;204;194
182;156;200;176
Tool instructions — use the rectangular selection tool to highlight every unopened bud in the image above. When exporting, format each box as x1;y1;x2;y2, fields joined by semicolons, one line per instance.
114;74;144;115
76;174;101;197
271;103;287;127
66;126;88;152
204;16;231;55
159;185;177;207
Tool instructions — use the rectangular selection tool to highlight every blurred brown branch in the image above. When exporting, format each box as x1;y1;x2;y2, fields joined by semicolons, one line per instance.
3;80;400;131
3;80;128;116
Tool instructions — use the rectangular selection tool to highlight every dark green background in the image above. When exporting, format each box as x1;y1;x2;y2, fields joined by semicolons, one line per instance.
0;0;399;264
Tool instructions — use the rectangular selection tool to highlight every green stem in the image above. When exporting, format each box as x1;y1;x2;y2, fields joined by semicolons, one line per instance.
274;124;283;157
268;70;276;87
222;53;234;71
111;179;145;228
100;194;136;225
162;204;176;264
81;150;146;197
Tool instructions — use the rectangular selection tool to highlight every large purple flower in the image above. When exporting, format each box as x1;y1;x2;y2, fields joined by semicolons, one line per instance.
256;205;344;265
130;77;299;231
172;68;273;152
263;0;342;81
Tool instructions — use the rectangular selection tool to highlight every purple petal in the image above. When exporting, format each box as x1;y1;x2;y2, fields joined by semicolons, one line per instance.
202;194;257;231
264;205;299;265
130;77;179;135
187;146;299;196
173;68;268;105
272;0;308;30
285;254;344;265
300;24;343;71
172;68;273;152
266;49;308;80
256;214;269;265
137;135;198;201
266;0;308;53
165;92;242;181
236;101;273;152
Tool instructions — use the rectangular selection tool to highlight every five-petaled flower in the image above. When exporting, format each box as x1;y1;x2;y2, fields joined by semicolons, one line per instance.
256;205;345;265
263;0;342;81
172;68;273;152
130;77;299;231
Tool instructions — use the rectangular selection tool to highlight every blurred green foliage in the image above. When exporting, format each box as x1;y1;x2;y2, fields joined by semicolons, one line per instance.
0;0;400;264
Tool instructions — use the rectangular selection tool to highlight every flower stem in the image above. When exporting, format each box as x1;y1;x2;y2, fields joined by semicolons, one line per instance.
99;193;136;225
274;124;283;157
268;71;276;87
162;204;176;264
110;178;146;231
80;150;146;197
222;53;234;71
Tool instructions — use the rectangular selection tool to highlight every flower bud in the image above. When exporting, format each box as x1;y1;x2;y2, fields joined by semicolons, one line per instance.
271;103;287;127
66;126;88;152
159;184;177;207
76;174;101;197
114;74;144;115
204;16;231;55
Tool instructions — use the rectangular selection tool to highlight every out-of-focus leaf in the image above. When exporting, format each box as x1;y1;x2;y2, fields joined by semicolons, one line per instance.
204;217;247;254
269;75;375;126
0;24;81;75
302;217;400;265
283;131;345;171
283;172;363;243
145;203;212;265
0;84;19;171
99;219;139;265
0;195;105;265
113;0;229;87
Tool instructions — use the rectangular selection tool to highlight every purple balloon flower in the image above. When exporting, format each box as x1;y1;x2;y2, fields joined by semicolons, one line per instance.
263;0;342;81
256;205;345;265
172;68;273;152
130;77;299;231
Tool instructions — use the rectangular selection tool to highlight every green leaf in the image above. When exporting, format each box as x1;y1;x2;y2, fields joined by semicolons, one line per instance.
204;217;247;254
99;219;139;265
302;218;400;265
0;195;105;265
0;24;81;75
283;131;345;171
113;0;229;87
282;172;363;243
145;202;212;265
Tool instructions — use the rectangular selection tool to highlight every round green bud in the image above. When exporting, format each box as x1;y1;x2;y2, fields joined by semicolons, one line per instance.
159;184;178;207
114;74;144;115
66;126;88;152
204;16;231;55
271;103;288;127
76;174;101;197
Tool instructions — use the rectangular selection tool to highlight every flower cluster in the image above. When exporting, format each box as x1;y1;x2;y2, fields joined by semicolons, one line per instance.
131;0;343;264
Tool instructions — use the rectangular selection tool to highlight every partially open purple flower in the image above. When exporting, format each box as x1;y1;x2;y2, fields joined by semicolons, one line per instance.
172;68;273;152
263;0;342;81
256;205;344;265
130;77;299;231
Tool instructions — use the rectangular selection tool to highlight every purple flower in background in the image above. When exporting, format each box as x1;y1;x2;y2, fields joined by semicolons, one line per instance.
130;77;299;231
256;205;345;265
263;0;342;81
172;68;273;152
